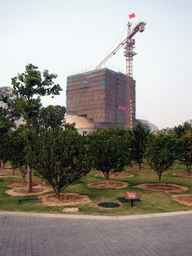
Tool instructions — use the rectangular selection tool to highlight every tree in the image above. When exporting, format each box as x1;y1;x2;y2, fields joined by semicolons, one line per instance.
33;105;66;133
178;129;192;175
0;87;20;168
11;64;62;192
0;113;9;137
31;128;91;199
174;122;191;139
145;133;177;185
9;127;28;179
0;134;11;169
87;127;132;184
132;123;151;170
0;86;20;130
0;86;16;104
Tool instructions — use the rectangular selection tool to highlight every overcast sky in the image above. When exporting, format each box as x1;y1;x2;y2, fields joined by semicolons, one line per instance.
1;0;191;129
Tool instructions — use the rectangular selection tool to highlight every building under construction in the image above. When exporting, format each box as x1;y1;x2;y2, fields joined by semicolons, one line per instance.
66;68;137;129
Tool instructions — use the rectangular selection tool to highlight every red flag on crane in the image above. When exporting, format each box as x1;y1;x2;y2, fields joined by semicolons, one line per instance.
129;13;135;19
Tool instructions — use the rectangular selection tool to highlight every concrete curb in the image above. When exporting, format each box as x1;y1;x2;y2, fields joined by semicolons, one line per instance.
1;210;192;220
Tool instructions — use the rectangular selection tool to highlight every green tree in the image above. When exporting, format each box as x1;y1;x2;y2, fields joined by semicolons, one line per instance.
133;123;151;170
145;133;177;185
0;86;16;104
174;122;191;139
178;129;192;175
31;128;91;199
11;64;62;192
9;127;28;179
87;127;132;184
0;113;9;137
0;134;11;169
0;86;20;131
0;87;20;168
33;105;66;133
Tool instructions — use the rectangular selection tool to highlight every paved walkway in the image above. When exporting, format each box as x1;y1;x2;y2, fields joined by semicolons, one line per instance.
0;210;192;256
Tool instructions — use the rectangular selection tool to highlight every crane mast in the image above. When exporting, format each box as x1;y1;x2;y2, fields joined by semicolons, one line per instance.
95;21;146;129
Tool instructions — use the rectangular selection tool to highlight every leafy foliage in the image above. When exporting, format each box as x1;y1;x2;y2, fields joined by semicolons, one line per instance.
0;134;11;168
11;64;62;128
9;127;29;179
11;64;62;192
32;129;92;198
0;86;19;137
145;133;177;184
178;130;192;175
132;123;151;170
87;127;133;182
174;122;191;139
33;105;66;133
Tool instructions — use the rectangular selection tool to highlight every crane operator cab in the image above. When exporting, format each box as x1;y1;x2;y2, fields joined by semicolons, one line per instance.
139;22;146;32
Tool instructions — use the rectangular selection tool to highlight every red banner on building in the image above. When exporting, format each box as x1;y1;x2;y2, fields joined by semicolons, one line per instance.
119;106;129;111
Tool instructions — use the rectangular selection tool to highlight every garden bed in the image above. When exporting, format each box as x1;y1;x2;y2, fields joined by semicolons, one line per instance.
135;183;188;192
88;181;128;189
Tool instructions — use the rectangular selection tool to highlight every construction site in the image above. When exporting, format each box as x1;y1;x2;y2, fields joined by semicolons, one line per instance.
66;68;136;129
66;19;151;133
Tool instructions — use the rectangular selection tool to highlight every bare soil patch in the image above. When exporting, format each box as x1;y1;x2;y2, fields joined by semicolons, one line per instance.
172;194;192;206
127;168;154;172
135;183;188;192
5;181;45;188
0;172;22;177
88;181;128;189
94;173;134;179
173;173;192;178
0;165;13;170
39;193;91;206
5;186;52;196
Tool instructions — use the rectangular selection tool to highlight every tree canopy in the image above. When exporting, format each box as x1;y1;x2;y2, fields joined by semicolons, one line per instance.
132;123;151;170
31;128;92;199
11;64;62;192
145;133;177;185
33;105;66;133
11;64;62;128
87;127;133;183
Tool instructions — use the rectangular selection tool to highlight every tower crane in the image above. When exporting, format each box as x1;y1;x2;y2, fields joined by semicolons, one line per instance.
95;21;146;129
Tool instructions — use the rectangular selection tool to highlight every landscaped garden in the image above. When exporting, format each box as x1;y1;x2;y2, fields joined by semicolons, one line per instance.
1;64;192;216
0;160;192;215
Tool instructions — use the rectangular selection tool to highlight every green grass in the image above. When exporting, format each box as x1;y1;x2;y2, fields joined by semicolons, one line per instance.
0;160;192;216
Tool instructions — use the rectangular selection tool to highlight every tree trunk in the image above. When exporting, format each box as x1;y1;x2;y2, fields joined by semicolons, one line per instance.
158;173;162;186
138;162;141;171
56;191;60;200
0;160;1;168
13;168;15;176
187;164;191;176
106;173;110;187
27;165;32;193
3;162;5;169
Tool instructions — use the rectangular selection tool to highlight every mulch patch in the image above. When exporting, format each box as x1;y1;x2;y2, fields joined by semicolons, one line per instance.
127;168;154;172
0;172;22;177
0;166;13;170
173;173;192;178
5;181;45;188
39;193;91;206
135;183;188;192
172;194;192;206
88;181;128;189
94;173;134;178
14;187;44;194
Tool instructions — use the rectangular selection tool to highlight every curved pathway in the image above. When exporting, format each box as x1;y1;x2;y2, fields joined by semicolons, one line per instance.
0;210;192;256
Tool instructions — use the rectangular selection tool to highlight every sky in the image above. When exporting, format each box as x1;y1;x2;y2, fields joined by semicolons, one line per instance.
0;0;191;130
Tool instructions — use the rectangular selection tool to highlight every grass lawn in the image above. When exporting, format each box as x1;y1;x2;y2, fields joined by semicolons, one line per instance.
0;161;192;215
